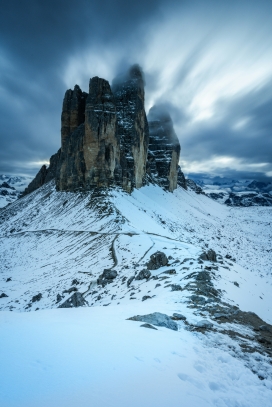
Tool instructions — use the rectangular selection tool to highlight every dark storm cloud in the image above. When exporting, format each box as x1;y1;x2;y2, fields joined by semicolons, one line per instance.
0;0;169;175
177;82;272;181
0;0;272;180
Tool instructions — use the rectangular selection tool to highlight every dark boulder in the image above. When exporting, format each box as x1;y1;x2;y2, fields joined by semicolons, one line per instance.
58;292;88;308
97;269;117;286
32;293;42;302
147;251;168;270
199;249;217;262
128;312;178;331
135;269;151;280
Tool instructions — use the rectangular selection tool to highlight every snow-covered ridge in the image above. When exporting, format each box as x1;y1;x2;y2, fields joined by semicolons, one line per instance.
0;181;272;406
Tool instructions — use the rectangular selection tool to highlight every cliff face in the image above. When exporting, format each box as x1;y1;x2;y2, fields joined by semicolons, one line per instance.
24;65;186;196
56;78;120;191
61;85;88;149
113;65;149;192
147;106;181;192
83;77;120;188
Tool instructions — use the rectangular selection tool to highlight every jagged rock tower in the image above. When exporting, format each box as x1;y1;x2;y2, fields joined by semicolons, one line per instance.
147;106;180;192
23;64;186;196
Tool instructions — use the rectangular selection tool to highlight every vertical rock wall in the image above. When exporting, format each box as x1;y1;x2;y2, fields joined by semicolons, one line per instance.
61;85;87;150
83;77;119;188
23;65;185;196
147;106;181;192
113;65;149;192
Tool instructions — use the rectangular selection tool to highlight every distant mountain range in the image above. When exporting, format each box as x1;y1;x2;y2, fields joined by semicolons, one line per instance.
187;175;272;207
0;175;32;208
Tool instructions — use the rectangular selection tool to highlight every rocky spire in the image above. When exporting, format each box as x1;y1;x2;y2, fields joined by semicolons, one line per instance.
147;105;181;192
56;77;120;191
112;64;149;192
61;85;87;150
83;77;120;188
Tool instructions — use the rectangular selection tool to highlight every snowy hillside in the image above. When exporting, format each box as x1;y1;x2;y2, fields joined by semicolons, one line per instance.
188;175;272;207
0;175;32;208
0;182;272;406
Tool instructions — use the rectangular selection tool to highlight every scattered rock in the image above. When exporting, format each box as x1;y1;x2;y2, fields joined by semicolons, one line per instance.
196;320;213;329
155;283;161;288
196;271;211;282
127;276;135;287
171;284;183;291
147;251;168;270
172;313;186;321
259;325;270;332
140;323;158;330
63;287;78;294
56;294;62;303
71;279;80;285
233;281;239;287
199;249;217;262
6;278;11;282
128;312;178;331
97;269;117;287
58;292;88;308
142;295;152;301
163;269;176;275
32;293;42;302
135;269;151;280
0;293;8;298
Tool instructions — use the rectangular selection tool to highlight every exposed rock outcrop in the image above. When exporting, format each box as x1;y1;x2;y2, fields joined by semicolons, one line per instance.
147;105;181;192
23;150;61;196
57;77;120;191
61;85;88;149
112;65;149;192
24;65;185;196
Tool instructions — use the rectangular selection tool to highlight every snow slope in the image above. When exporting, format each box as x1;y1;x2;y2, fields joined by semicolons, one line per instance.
0;181;272;406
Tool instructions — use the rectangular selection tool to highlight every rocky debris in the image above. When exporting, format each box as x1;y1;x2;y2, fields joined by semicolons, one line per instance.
155;283;161;288
113;64;149;192
56;294;63;303
147;251;168;270
58;292;88;308
97;269;117;287
135;269;151;280
171;313;186;321
171;284;183;291
31;293;42;302
128;312;178;331
196;271;212;282
233;281;239;287
196;320;213;329
186;179;205;194
147;105;180;192
260;325;270;332
6;277;11;282
127;276;135;287
199;249;217;262
142;295;152;301
224;192;272;207
0;293;8;298
140;323;158;330
71;279;80;285
163;269;176;275
63;287;78;294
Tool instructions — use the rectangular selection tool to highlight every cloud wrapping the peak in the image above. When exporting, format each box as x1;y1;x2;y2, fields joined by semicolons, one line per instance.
0;0;271;180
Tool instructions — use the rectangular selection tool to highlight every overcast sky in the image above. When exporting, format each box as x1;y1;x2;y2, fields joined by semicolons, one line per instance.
1;0;272;181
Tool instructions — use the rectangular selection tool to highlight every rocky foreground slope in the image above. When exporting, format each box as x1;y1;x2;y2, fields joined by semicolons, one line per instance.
0;181;272;400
